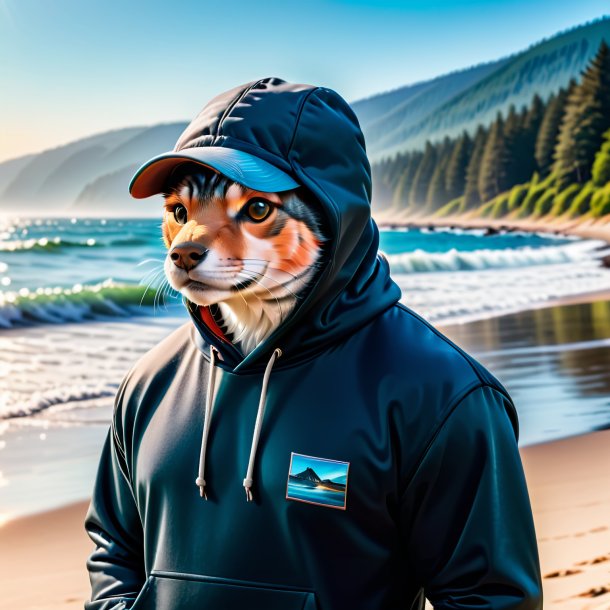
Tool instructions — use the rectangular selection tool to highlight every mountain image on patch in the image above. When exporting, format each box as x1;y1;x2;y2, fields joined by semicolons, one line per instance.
286;452;350;510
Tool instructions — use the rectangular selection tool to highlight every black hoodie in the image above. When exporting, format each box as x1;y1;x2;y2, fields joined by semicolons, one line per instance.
84;77;543;609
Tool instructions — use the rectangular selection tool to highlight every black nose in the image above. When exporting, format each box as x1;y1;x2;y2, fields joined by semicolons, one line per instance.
169;242;208;272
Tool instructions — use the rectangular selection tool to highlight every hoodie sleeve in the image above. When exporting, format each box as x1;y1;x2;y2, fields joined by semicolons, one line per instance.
399;384;543;610
83;375;146;610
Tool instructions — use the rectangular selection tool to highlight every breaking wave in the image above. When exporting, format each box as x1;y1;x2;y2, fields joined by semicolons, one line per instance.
0;280;181;328
0;236;150;252
385;239;610;273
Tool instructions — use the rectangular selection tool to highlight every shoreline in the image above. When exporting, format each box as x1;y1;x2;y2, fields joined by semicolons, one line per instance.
1;428;608;609
377;210;610;248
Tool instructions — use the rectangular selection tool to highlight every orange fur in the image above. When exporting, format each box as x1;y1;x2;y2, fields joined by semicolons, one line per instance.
160;175;326;355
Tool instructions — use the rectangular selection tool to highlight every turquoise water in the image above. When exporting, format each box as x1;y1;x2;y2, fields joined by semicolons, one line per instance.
286;479;347;508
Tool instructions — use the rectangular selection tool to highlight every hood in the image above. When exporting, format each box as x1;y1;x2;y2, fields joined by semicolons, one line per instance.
177;76;402;373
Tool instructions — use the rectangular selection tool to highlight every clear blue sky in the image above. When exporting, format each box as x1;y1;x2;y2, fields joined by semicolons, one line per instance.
1;0;608;162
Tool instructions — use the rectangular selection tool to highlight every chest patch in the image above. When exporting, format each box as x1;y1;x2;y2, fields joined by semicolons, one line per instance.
286;452;350;510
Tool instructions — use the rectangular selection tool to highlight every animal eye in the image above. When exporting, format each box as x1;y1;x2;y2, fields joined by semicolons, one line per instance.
244;199;273;223
173;204;188;225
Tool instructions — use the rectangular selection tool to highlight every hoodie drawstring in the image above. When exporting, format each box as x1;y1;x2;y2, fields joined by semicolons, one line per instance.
243;347;282;501
195;345;219;499
195;345;283;502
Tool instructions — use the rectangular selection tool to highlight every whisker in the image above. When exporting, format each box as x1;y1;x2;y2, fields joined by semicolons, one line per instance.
139;268;165;307
232;257;325;281
237;269;301;301
136;258;166;268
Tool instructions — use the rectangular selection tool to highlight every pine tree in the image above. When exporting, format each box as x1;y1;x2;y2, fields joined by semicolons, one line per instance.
425;136;453;210
519;94;545;180
502;104;524;187
392;151;423;210
445;131;473;202
463;126;487;208
408;141;437;207
371;156;394;210
553;40;610;188
478;112;510;202
535;85;571;177
592;127;610;186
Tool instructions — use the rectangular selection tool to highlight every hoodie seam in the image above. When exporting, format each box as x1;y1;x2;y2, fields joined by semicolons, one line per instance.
395;302;520;440
394;302;512;402
213;79;266;144
401;382;493;495
286;87;341;230
286;87;321;157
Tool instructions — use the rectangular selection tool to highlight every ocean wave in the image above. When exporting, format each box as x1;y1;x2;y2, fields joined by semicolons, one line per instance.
0;236;151;252
1;384;117;419
0;237;102;252
385;239;610;273
0;280;180;328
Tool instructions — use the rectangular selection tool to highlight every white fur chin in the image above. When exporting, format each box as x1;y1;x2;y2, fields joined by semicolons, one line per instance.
217;295;297;356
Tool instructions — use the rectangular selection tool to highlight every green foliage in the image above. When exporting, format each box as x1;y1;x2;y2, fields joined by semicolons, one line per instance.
535;86;571;177
371;38;610;225
425;136;453;210
463;126;487;209
444;131;472;202
516;174;554;217
507;183;530;211
532;188;557;217
506;96;544;184
590;183;610;216
408;141;437;206
478;112;511;202
592;127;610;186
432;197;465;217
391;151;423;210
566;182;595;217
489;193;511;218
553;41;610;188
550;184;581;216
477;199;498;218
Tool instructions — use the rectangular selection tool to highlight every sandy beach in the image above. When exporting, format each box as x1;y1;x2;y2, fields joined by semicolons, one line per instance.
0;428;608;609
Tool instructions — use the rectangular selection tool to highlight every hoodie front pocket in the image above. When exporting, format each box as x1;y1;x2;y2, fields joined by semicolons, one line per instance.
138;569;318;610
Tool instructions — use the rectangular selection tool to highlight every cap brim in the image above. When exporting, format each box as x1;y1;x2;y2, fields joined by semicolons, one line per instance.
129;146;300;199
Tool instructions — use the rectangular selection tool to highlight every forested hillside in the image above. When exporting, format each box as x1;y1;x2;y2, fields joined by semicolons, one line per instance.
361;16;610;161
372;38;610;224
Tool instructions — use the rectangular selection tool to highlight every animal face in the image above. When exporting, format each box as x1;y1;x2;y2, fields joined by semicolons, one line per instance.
160;163;327;349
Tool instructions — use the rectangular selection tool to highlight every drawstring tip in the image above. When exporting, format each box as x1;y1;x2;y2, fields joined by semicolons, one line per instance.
243;478;254;502
195;476;208;500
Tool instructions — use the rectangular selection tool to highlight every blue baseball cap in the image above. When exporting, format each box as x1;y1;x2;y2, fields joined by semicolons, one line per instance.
129;145;300;199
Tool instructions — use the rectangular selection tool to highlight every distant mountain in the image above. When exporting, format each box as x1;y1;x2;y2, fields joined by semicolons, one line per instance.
0;123;186;216
1;17;608;215
290;467;346;491
352;58;509;152
292;467;322;484
354;16;610;161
